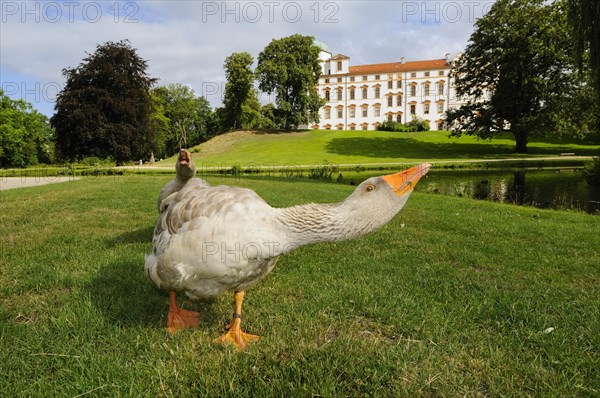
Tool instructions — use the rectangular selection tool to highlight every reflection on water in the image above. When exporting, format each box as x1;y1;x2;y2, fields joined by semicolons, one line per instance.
347;168;600;214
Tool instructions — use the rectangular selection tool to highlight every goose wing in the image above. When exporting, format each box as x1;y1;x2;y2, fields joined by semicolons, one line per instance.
149;185;286;297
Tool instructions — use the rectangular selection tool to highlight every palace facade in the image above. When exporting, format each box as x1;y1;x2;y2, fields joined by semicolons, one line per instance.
313;42;463;131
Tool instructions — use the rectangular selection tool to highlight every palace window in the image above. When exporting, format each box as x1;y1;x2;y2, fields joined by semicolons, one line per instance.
350;76;355;82
437;102;444;113
387;114;393;122
362;75;368;81
438;82;444;95
374;106;381;117
350;88;355;100
337;87;343;101
397;114;402;123
387;96;393;107
397;80;402;88
374;87;380;98
337;107;343;118
424;104;430;114
325;89;330;100
424;71;430;77
424;84;430;96
410;85;416;96
325;108;331;119
397;94;402;106
362;87;368;99
337;61;342;71
388;80;393;89
375;75;380;80
411;72;417;78
362;106;368;117
410;104;416;114
349;107;355;118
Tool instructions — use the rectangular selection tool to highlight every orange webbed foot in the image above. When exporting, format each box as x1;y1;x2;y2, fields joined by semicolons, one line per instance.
167;290;199;334
167;307;200;334
214;317;260;351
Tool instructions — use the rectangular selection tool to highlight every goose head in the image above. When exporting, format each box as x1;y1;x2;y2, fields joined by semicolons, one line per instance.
334;163;431;237
175;149;196;181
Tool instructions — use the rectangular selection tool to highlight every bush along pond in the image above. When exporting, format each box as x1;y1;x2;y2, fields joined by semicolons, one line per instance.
296;166;598;214
207;164;600;214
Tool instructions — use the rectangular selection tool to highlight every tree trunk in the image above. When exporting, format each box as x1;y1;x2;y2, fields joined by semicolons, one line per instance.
513;130;529;153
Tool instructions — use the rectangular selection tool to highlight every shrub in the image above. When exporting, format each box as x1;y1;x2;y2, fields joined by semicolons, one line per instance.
83;157;101;166
309;161;339;181
378;117;431;132
378;120;417;132
407;116;430;132
231;164;242;176
583;156;600;186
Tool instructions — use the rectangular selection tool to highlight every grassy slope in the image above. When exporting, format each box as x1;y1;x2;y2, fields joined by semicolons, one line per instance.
0;175;599;396
158;130;600;167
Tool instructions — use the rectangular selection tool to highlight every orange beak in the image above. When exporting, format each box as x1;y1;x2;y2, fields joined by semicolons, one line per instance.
381;163;431;196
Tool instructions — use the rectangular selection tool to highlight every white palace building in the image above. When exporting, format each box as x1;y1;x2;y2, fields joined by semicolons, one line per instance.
313;41;463;131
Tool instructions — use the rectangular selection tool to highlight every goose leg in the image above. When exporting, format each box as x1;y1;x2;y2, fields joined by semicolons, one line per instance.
167;290;200;334
214;291;260;350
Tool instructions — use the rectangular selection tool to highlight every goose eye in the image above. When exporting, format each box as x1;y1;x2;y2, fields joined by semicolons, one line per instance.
365;184;375;192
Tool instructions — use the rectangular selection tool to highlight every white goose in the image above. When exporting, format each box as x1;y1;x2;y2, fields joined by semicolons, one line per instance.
157;149;208;213
145;163;431;350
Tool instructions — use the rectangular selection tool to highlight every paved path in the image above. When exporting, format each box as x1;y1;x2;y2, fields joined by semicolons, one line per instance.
0;177;80;191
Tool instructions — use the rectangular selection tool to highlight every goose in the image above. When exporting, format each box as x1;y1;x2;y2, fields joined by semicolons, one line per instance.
145;163;431;350
157;149;208;213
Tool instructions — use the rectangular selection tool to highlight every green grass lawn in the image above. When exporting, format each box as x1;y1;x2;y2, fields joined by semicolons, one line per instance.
158;129;600;167
1;175;599;396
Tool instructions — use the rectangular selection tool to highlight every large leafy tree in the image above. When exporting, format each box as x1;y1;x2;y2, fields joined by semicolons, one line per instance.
222;52;261;131
0;89;54;167
446;0;581;153
153;83;215;156
256;34;324;130
51;40;157;165
568;0;600;99
568;0;600;184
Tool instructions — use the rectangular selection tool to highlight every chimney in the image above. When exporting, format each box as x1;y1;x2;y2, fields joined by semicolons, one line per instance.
400;57;405;64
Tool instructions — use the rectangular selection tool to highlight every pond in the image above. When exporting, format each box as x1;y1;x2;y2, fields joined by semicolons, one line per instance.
341;167;600;214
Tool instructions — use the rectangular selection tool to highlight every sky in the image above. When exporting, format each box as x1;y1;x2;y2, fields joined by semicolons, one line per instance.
0;0;496;117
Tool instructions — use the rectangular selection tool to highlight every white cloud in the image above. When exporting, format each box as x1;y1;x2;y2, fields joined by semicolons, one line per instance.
0;0;493;116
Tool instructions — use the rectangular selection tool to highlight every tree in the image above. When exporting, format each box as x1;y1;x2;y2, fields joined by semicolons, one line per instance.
446;0;580;153
568;0;600;99
152;83;215;156
0;89;54;167
51;40;157;165
256;34;325;130
222;52;261;131
148;89;170;158
259;103;282;129
568;0;600;185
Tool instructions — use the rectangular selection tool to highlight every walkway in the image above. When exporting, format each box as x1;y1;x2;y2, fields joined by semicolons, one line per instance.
0;177;79;191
